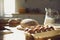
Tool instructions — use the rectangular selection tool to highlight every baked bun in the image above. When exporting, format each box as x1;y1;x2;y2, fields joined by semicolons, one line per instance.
9;19;20;27
0;19;8;30
20;19;39;28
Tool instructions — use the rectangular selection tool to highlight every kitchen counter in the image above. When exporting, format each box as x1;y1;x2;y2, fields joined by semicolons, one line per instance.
12;14;45;25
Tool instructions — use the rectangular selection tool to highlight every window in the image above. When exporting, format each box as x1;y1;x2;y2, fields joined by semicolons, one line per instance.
4;0;15;17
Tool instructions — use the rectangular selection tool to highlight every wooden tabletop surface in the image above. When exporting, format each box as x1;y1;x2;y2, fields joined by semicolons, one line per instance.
0;26;60;40
0;26;25;40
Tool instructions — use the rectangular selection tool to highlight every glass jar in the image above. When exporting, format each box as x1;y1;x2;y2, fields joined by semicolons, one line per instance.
44;8;59;26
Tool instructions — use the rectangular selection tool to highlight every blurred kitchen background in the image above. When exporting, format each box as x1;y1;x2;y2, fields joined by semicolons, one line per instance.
0;0;60;25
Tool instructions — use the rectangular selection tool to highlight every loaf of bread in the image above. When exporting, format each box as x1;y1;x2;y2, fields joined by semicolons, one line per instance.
20;19;39;28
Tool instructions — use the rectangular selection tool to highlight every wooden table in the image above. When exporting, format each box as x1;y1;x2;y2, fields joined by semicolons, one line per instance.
0;26;60;40
0;26;25;40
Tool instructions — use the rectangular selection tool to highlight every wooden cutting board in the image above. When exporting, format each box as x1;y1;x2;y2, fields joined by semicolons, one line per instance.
32;30;60;38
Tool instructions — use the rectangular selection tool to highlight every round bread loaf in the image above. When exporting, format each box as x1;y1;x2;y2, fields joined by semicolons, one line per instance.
20;19;39;28
0;19;8;30
9;19;20;27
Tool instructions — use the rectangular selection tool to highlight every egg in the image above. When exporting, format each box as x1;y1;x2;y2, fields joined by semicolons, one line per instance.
28;29;33;34
24;28;29;31
49;26;55;30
